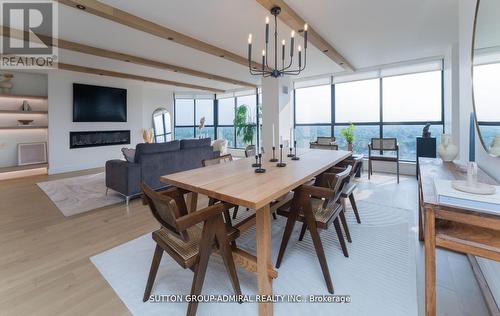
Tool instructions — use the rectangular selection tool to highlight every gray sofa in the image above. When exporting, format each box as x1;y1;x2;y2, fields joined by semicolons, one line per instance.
105;138;217;204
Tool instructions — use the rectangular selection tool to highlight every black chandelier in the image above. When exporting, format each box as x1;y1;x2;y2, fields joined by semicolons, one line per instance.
247;6;308;78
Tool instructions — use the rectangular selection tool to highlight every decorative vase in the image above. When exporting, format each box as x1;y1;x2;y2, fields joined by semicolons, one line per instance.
490;136;500;156
438;134;459;162
142;128;153;143
0;73;14;94
21;100;32;112
347;143;353;152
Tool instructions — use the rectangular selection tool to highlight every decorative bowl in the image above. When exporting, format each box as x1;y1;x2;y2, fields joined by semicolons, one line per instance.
17;119;33;125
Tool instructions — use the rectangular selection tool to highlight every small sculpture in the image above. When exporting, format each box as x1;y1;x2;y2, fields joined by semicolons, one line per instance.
0;73;14;94
438;134;459;162
422;123;431;138
21;100;32;112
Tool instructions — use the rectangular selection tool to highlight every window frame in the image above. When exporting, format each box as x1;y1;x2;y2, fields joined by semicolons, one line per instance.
174;90;260;149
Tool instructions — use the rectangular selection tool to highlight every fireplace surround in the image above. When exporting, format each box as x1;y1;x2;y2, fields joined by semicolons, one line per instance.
69;130;130;149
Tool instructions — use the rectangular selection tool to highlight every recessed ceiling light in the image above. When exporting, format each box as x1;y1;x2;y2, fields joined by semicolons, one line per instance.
323;49;328;53
76;4;86;10
340;62;344;65
219;55;225;58
174;70;178;72
167;37;174;41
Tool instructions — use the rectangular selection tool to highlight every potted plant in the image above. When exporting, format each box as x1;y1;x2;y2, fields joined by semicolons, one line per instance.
341;123;355;152
234;105;256;145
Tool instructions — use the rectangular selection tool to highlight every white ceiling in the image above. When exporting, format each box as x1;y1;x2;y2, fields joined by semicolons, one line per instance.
22;0;461;92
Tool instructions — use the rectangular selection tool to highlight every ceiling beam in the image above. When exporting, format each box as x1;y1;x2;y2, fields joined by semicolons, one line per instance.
255;0;354;72
2;27;257;89
57;63;225;93
57;0;263;70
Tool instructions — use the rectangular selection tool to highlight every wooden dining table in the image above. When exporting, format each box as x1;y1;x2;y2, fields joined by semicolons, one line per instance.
160;149;351;315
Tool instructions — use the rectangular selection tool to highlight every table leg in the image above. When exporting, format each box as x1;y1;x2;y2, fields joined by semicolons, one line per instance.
424;207;436;316
256;204;273;316
186;192;198;213
418;186;424;242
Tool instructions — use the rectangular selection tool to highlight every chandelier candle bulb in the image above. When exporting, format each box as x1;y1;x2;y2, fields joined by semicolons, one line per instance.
298;45;302;68
265;17;269;43
290;31;295;57
282;40;285;61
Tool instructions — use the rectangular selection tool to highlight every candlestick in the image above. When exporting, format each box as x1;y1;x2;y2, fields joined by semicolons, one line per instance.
270;146;278;162
252;154;261;168
292;141;300;160
469;112;475;162
272;124;275;147
277;144;286;167
255;153;266;173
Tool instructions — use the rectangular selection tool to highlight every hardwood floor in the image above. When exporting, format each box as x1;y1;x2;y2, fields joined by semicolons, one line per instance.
0;169;489;316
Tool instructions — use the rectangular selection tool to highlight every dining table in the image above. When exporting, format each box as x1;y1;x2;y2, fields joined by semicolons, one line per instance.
160;148;351;316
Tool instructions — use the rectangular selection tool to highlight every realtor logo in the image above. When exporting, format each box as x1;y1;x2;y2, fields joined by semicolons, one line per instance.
1;1;58;69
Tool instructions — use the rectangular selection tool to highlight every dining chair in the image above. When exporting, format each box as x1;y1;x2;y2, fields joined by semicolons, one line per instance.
202;154;241;221
328;156;363;224
275;166;352;294
244;145;256;158
141;183;241;316
310;136;338;150
368;138;399;183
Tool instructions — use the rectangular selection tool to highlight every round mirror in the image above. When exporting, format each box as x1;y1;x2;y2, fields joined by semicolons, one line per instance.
472;0;500;157
152;108;172;143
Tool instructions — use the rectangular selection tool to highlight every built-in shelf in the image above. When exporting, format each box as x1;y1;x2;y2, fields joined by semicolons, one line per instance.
0;94;48;100
0;110;48;114
0;126;48;130
0;163;48;173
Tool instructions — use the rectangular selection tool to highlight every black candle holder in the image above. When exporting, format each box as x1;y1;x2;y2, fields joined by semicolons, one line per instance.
287;146;295;157
255;153;266;173
291;141;300;160
269;146;278;162
252;154;261;168
277;144;286;167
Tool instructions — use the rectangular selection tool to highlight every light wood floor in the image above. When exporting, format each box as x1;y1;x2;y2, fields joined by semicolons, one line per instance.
0;169;489;316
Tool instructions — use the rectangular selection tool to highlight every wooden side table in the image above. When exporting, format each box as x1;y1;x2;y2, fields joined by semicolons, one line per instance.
418;158;500;316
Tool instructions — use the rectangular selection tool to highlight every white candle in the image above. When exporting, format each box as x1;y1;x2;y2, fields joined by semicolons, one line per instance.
272;124;275;147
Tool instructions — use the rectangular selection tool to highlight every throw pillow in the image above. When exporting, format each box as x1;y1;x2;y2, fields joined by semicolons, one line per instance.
121;148;136;162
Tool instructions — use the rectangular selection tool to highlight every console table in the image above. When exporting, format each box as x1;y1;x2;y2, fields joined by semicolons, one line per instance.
418;158;500;316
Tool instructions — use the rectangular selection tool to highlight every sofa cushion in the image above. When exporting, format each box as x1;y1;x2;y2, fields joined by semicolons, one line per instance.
135;141;180;162
180;138;211;149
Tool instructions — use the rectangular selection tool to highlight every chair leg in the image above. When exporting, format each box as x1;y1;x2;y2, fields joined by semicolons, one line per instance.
368;159;371;179
187;217;217;316
214;215;241;297
232;206;239;219
276;209;300;269
349;194;361;224
339;210;352;243
272;212;277;220
143;244;164;302
333;218;349;258
298;222;307;241
302;205;334;294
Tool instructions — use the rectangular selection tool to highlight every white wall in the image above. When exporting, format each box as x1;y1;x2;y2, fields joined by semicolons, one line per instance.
0;71;48;168
47;70;174;174
459;0;500;308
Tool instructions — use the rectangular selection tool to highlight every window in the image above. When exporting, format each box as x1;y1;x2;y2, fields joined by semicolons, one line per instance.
174;98;214;140
174;92;259;148
295;85;331;124
382;71;442;122
293;65;445;161
335;79;380;123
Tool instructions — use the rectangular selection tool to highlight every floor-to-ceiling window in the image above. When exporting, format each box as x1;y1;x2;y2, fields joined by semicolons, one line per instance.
293;61;445;161
174;97;215;140
294;84;332;148
174;92;259;148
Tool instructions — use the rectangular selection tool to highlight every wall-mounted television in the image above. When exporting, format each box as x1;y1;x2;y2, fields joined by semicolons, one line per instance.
73;83;127;122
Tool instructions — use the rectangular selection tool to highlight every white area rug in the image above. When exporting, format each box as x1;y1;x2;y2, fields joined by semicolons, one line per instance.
37;173;124;217
91;200;418;316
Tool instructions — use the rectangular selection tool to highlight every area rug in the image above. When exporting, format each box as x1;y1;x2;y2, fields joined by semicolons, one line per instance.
91;200;418;316
37;173;124;216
